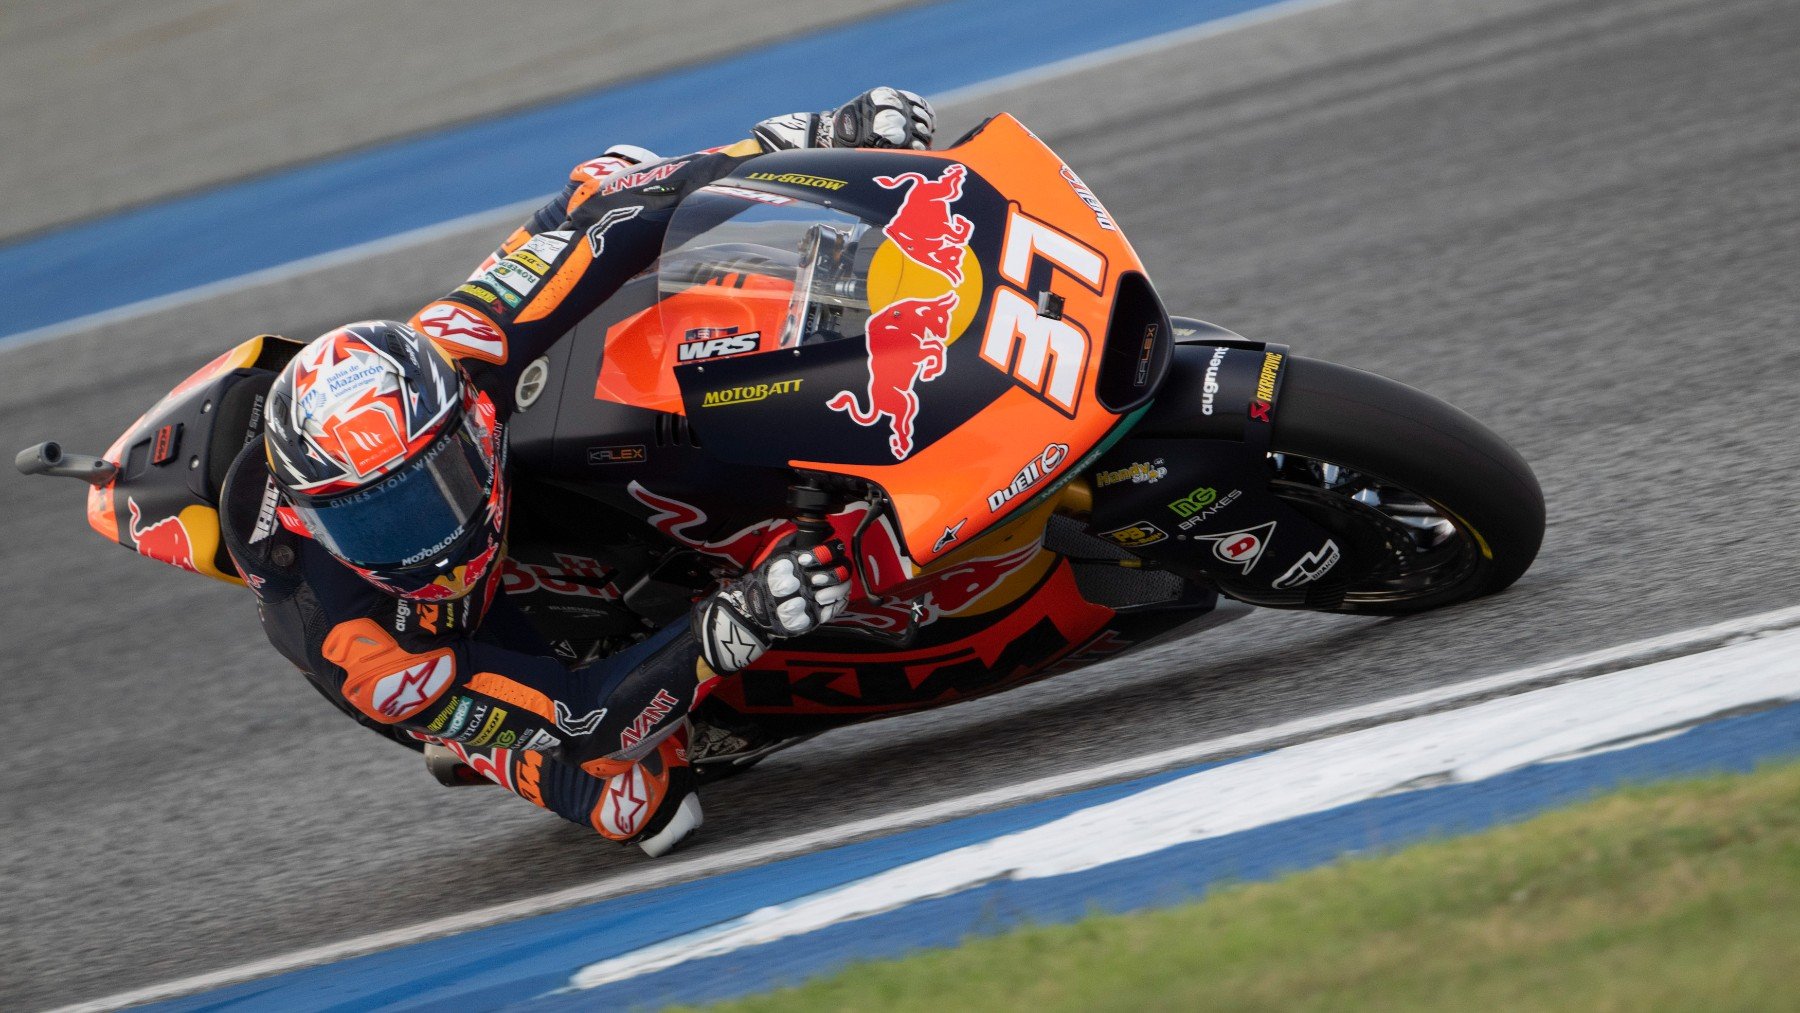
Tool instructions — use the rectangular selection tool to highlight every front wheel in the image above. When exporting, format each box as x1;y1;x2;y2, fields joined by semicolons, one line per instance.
1239;356;1545;616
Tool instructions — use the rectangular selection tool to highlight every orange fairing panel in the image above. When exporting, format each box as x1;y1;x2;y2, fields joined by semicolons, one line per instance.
595;273;795;414
88;334;287;583
797;114;1148;564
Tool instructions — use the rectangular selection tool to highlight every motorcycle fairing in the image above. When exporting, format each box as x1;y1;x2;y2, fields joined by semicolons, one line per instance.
86;334;303;584
664;115;1170;565
712;557;1112;718
1088;344;1369;603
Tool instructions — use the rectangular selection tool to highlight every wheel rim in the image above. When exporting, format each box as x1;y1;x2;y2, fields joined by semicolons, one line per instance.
1266;453;1483;606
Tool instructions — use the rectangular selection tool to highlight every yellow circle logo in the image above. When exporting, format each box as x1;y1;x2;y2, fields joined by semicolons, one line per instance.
864;241;984;345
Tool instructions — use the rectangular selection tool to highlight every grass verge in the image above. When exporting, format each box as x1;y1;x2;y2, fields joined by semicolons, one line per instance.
691;759;1800;1012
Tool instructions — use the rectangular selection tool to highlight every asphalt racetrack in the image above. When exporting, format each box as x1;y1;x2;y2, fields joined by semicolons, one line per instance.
4;0;1799;1006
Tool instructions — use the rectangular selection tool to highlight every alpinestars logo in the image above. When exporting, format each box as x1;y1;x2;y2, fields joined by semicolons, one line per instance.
417;302;507;364
372;655;454;719
1273;538;1341;589
599;764;651;839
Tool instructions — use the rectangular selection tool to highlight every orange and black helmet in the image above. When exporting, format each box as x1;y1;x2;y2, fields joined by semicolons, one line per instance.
265;321;506;601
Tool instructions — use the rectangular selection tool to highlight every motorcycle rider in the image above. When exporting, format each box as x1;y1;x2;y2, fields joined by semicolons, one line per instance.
219;88;937;856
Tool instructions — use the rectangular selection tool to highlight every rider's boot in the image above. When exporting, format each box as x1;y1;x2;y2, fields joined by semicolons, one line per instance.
588;723;703;857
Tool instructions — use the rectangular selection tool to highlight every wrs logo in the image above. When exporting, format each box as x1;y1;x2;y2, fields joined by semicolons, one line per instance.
677;327;760;361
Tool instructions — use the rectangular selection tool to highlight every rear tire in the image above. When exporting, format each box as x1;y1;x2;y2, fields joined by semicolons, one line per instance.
1257;356;1544;615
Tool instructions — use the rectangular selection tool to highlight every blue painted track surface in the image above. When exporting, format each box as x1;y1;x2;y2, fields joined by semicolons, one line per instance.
0;0;1292;343
148;702;1800;1011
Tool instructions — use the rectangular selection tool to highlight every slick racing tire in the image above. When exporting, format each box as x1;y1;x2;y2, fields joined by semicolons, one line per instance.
1251;356;1546;616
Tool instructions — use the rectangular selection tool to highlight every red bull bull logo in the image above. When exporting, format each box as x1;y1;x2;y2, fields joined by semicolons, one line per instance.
827;291;955;460
835;511;1045;631
828;163;983;461
627;481;784;567
873;164;976;285
127;498;200;574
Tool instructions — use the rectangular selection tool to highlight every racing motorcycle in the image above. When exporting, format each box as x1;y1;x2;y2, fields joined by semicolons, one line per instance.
18;113;1545;779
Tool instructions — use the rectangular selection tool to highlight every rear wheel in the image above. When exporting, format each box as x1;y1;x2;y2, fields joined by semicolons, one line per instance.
1232;356;1544;615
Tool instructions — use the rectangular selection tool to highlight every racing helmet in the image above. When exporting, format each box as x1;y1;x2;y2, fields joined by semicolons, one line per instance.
265;320;506;601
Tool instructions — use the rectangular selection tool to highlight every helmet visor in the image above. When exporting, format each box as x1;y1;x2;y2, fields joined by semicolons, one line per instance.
290;414;492;569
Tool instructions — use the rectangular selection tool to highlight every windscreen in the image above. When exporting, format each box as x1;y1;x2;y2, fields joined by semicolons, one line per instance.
657;186;879;350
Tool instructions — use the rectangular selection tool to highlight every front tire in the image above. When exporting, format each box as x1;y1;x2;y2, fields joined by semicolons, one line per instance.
1251;356;1545;615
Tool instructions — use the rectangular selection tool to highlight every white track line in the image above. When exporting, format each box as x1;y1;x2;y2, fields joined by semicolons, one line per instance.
53;603;1800;1013
571;624;1800;990
2;0;1354;358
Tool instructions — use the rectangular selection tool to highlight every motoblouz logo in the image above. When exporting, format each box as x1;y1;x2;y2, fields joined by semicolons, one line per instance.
828;163;975;461
988;442;1068;512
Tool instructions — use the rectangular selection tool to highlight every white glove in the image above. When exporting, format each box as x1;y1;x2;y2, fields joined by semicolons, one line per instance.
692;541;852;672
752;87;936;152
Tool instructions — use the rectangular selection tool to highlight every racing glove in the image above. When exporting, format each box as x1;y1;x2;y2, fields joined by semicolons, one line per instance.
692;541;853;673
752;87;936;152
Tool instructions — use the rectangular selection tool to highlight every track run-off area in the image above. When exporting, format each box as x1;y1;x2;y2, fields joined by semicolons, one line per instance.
5;0;1799;1007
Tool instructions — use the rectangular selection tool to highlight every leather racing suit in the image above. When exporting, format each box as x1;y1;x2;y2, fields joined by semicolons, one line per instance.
218;95;927;848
